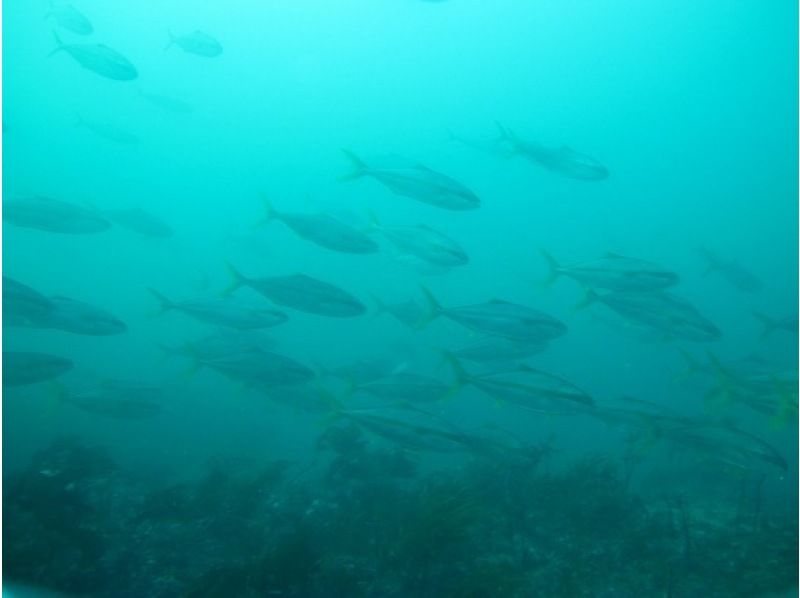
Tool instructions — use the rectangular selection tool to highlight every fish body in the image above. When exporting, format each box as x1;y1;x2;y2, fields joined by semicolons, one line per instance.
541;250;678;292
262;198;378;254
77;116;139;145
4;196;111;233
500;125;608;181
25;296;127;335
103;208;173;238
48;4;93;35
342;151;480;211
451;337;547;364
228;265;365;318
423;288;567;342
370;218;467;268
371;295;427;328
3;352;73;387
355;372;450;403
50;32;137;81
447;128;515;158
451;359;593;414
198;348;314;387
166;30;223;57
3;277;55;326
149;289;288;330
584;290;721;342
58;381;162;420
140;91;193;114
698;248;761;293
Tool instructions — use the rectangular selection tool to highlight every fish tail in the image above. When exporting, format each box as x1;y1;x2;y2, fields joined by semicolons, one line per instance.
368;293;387;319
147;287;174;315
47;30;65;57
538;249;561;286
494;121;519;152
313;384;345;425
222;262;247;296
365;209;381;234
164;29;176;51
673;348;700;382
703;350;736;407
256;193;279;228
441;351;469;398
573;288;599;311
769;378;797;429
416;285;443;328
339;149;368;181
751;310;777;339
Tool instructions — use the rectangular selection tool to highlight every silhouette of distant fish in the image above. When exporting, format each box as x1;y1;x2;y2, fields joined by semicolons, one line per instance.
4;196;111;233
49;31;137;81
165;30;223;57
46;3;93;35
3;352;73;387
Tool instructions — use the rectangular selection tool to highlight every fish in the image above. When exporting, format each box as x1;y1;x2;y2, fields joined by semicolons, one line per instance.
421;287;567;342
446;128;515;158
191;347;315;388
148;288;288;330
47;3;93;35
139;90;194;114
697;248;762;293
751;311;798;339
540;250;679;292
332;402;472;453
18;296;127;335
660;421;788;472
447;355;594;414
259;385;331;412
3;276;55;326
76;115;139;145
497;123;608;181
450;337;548;364
341;150;480;211
102;208;173;238
371;295;428;328
4;196;111;234
49;31;138;81
579;289;721;342
165;30;223;57
54;380;162;420
260;196;378;254
322;356;408;384
368;214;468;268
351;372;451;403
3;352;73;387
226;264;366;318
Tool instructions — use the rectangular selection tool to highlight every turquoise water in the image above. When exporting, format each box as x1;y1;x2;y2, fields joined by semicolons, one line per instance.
3;1;798;595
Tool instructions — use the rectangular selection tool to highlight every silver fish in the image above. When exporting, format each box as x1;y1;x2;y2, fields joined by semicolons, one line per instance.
541;250;678;292
3;352;73;387
498;123;608;181
581;289;721;343
448;356;593;414
148;288;288;330
47;3;93;35
371;295;428;328
50;31;137;81
4;196;111;233
77;115;139;145
56;381;162;420
31;296;127;335
227;264;366;318
369;215;467;268
166;30;223;57
196;348;314;387
451;337;547;364
698;248;761;293
260;196;378;254
139;90;194;114
103;208;173;238
422;287;567;342
3;276;55;326
341;150;480;211
353;372;450;403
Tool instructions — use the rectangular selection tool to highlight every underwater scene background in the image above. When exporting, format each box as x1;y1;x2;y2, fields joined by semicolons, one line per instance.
2;0;798;596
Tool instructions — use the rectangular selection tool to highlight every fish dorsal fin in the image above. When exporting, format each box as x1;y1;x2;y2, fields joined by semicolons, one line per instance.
603;252;626;259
